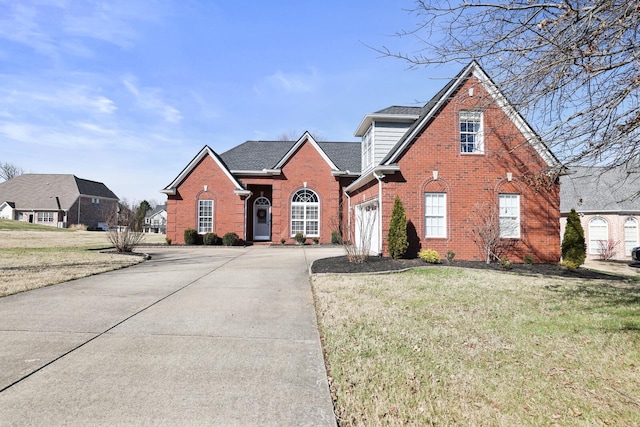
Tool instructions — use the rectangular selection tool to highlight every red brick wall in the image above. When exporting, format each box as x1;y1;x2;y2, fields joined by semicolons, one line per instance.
167;139;352;245
350;76;561;263
166;155;245;244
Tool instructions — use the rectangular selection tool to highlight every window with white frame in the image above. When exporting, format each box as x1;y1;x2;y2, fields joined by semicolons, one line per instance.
37;212;54;223
499;194;520;238
588;217;608;254
460;110;483;153
198;199;213;234
624;217;638;256
291;189;319;237
361;127;374;171
424;193;446;238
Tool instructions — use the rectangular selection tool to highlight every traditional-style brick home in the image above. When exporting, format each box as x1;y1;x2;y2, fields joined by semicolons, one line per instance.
0;174;119;229
560;164;640;261
163;62;563;262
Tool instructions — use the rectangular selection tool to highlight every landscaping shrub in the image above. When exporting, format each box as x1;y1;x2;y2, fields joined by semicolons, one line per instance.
418;249;441;264
165;237;172;246
331;230;342;244
203;232;220;245
388;196;408;259
500;257;513;269
312;237;320;245
446;250;455;263
294;232;306;245
184;228;199;245
222;232;240;246
562;209;586;267
524;254;534;264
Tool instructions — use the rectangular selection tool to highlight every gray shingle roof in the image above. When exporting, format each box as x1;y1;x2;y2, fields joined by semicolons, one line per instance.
374;106;425;115
220;140;361;173
560;165;640;213
220;141;296;171
0;174;118;210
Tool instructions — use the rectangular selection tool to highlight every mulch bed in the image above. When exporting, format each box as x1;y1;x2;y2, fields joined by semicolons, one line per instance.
311;256;632;281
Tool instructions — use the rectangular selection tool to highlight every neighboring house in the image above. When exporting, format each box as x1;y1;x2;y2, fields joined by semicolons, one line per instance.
0;174;119;229
560;164;640;260
143;204;167;234
163;62;562;262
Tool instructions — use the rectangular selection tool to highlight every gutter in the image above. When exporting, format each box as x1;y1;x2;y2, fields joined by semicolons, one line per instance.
344;165;400;194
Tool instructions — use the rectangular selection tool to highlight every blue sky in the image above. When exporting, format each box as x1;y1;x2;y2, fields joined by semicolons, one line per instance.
0;0;461;204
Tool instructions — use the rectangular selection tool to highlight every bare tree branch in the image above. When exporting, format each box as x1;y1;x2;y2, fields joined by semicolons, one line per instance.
0;162;24;181
382;1;640;172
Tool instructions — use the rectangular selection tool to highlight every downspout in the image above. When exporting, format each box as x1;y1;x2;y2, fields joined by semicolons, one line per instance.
343;189;352;242
243;196;248;244
372;171;385;256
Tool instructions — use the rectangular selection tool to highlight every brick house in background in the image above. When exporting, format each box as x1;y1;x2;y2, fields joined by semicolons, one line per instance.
0;174;119;229
163;62;563;262
560;164;640;261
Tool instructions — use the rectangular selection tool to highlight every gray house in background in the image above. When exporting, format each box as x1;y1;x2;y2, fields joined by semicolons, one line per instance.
560;164;640;260
143;204;167;234
0;174;119;229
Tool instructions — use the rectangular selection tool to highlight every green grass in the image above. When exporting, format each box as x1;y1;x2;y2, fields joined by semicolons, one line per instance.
0;218;73;231
313;268;640;426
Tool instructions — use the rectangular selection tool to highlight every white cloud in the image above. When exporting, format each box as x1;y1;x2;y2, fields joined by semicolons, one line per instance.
123;77;183;124
265;68;321;94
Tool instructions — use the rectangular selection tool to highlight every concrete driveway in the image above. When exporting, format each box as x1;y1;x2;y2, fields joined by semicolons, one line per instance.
0;245;343;426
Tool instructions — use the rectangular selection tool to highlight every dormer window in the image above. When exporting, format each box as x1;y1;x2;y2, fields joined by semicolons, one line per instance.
460;110;483;154
362;127;374;171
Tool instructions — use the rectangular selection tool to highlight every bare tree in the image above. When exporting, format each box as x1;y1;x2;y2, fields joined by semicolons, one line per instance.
380;1;640;172
0;162;24;181
105;200;145;253
343;203;378;263
466;202;514;264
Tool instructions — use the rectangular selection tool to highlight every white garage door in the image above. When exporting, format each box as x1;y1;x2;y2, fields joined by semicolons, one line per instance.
354;200;379;255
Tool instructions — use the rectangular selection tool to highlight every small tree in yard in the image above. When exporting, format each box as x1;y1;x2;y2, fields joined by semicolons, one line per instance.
388;196;408;259
105;201;145;253
135;200;152;232
562;209;586;268
467;202;512;264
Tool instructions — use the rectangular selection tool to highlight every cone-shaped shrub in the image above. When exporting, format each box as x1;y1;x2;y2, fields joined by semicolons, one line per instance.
562;208;586;267
388;196;409;259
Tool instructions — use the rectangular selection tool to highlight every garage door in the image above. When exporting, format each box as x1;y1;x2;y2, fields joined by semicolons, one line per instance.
354;200;379;255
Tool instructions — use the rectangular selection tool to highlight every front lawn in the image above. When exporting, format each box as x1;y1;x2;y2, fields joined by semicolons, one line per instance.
312;268;640;426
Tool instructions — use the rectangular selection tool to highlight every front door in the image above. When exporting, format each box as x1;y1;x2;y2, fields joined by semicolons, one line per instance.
253;197;271;241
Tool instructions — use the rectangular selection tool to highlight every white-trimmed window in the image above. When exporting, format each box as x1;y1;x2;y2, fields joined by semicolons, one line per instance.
588;217;608;254
361;127;374;171
424;193;446;238
624;217;638;256
198;199;213;234
499;194;520;238
291;189;319;237
37;212;54;223
460;110;483;154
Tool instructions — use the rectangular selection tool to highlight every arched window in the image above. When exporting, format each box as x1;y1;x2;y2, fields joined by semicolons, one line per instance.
588;217;608;255
625;217;639;256
291;189;319;237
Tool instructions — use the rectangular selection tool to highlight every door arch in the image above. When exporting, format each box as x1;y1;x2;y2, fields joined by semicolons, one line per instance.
253;197;271;241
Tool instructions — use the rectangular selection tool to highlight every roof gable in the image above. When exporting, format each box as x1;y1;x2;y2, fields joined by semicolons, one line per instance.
161;146;248;195
274;131;339;170
381;61;561;170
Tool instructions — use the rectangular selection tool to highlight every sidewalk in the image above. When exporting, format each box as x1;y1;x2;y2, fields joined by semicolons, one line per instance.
583;258;640;277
